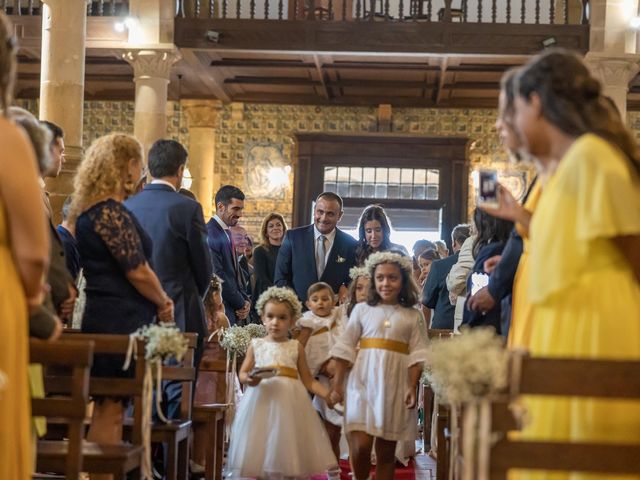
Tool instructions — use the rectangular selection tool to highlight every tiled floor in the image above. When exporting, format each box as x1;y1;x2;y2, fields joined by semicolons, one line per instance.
415;453;437;480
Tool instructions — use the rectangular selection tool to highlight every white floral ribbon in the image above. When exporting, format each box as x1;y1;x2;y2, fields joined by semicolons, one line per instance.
123;334;172;480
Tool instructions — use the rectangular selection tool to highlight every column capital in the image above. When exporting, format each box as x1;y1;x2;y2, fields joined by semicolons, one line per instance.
585;53;640;88
123;49;180;80
181;99;224;128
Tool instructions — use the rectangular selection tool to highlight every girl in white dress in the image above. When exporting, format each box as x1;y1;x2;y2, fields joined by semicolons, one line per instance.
226;286;338;479
330;252;428;480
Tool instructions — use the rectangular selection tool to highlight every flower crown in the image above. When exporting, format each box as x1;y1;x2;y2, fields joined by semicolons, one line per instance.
255;286;303;320
349;266;371;280
365;251;413;276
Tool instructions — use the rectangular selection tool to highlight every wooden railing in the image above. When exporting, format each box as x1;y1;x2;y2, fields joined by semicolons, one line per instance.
2;0;590;24
176;0;591;24
1;0;129;16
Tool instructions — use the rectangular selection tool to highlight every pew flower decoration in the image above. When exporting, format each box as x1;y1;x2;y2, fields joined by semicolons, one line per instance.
244;323;268;339
424;327;508;405
220;323;268;356
135;323;189;363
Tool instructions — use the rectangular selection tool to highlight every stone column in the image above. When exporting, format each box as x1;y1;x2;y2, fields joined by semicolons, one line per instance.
123;50;180;158
587;55;639;120
181;99;223;219
590;0;639;54
39;0;89;221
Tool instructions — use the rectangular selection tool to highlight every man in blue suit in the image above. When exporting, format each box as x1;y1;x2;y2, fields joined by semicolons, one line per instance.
275;192;357;304
125;140;212;432
422;224;471;329
206;185;251;324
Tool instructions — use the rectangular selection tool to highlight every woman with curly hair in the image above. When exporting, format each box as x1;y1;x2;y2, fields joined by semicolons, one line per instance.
354;205;408;266
70;133;174;474
0;12;50;480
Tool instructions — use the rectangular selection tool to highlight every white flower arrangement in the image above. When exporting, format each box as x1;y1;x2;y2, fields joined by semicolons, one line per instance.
220;326;252;356
349;266;370;280
244;323;268;339
134;323;189;363
255;286;303;320
365;251;414;277
424;328;509;405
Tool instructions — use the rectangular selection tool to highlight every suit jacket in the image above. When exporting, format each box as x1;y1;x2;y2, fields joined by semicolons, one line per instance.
274;224;357;303
125;184;212;339
206;217;249;324
421;252;459;329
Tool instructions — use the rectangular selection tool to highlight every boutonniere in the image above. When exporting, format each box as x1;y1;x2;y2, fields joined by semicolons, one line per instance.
336;256;346;263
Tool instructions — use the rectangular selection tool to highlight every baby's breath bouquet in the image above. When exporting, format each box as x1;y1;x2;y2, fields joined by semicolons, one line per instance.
244;323;268;339
134;322;189;363
220;323;267;356
424;328;508;405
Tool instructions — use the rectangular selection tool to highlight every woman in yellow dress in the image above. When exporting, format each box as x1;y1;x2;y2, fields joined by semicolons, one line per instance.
0;12;51;480
511;49;640;480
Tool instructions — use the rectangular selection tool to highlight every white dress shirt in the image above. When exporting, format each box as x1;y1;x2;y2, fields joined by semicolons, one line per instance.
151;179;177;191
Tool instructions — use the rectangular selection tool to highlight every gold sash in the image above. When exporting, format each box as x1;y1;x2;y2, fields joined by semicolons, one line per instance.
360;337;409;355
263;365;299;379
311;320;338;337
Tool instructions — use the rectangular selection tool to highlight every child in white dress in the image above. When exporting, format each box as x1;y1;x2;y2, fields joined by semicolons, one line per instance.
330;252;428;480
226;286;338;479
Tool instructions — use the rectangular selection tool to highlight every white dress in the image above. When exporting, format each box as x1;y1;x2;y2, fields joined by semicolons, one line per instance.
296;307;344;376
332;302;429;442
225;338;337;479
311;304;348;428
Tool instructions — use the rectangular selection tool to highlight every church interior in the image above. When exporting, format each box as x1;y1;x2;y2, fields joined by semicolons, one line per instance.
1;0;639;479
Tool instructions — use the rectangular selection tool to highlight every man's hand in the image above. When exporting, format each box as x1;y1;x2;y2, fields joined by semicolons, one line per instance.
58;284;77;320
467;286;496;313
337;285;349;305
483;255;502;274
235;300;251;320
157;298;175;323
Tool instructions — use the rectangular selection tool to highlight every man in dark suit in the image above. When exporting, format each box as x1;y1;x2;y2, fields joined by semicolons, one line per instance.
125;139;212;347
274;192;357;304
206;185;251;324
422;224;471;329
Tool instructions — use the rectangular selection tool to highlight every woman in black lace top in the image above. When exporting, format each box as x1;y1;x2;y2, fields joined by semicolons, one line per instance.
69;133;174;454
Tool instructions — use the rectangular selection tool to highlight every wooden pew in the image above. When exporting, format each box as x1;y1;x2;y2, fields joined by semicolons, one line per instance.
130;332;198;480
31;338;94;480
193;337;229;480
424;329;454;480
43;333;147;480
487;355;640;479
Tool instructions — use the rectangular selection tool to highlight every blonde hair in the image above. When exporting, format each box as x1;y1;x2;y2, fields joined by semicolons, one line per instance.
259;212;288;247
255;286;303;320
69;133;142;225
0;13;17;115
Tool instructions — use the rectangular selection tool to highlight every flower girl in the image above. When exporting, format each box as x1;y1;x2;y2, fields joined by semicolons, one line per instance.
225;286;338;479
330;252;428;480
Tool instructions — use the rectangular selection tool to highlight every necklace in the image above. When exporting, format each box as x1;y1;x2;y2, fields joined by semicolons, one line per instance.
382;304;400;328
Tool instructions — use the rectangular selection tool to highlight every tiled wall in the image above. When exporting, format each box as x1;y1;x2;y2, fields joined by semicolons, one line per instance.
18;99;579;237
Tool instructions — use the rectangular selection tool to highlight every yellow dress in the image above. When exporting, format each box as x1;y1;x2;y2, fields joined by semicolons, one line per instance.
0;198;32;479
508;181;542;350
512;134;640;480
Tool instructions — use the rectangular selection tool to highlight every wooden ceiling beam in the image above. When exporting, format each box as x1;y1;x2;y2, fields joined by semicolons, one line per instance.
312;54;332;100
182;49;232;102
210;59;315;68
224;76;433;89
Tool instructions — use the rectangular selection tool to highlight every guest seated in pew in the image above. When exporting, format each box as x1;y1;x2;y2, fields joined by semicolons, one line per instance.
68;133;174;479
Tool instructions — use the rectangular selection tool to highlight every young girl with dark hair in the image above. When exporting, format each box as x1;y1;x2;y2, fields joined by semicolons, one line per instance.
330;252;428;480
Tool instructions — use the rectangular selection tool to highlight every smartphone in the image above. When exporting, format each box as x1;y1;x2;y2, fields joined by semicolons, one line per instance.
478;169;498;207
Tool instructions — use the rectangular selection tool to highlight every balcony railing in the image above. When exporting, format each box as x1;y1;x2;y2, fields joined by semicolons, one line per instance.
176;0;590;24
2;0;590;24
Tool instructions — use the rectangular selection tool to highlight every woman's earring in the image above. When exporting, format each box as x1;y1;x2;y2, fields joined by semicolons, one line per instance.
124;175;135;194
